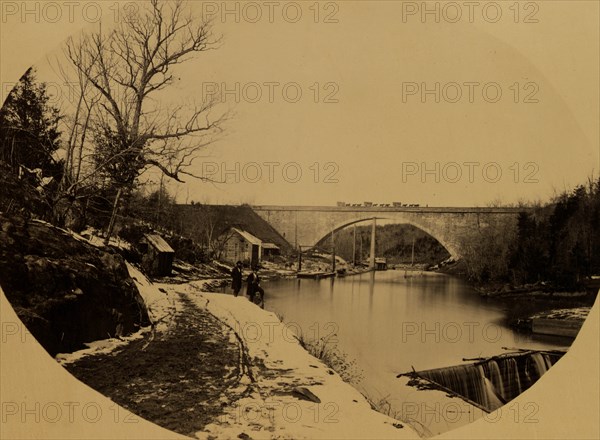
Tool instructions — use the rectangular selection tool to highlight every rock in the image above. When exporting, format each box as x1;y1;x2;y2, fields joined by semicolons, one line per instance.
292;386;321;403
0;214;150;356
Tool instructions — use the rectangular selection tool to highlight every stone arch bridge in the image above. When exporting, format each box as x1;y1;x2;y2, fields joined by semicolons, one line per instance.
252;205;526;262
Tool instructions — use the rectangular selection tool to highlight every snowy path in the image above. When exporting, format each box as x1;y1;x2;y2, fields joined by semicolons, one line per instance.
166;284;419;439
64;291;244;437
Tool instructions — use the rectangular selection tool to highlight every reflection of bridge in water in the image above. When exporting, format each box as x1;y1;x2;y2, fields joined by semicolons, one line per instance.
252;205;528;267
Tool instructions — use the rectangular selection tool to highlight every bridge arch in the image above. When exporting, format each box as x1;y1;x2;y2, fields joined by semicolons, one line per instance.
314;216;460;260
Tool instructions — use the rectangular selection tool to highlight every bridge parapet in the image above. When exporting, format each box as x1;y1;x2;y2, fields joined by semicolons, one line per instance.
253;205;527;214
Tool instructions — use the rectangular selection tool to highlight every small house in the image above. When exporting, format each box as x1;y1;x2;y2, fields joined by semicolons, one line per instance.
262;243;280;260
222;228;262;267
140;234;175;277
375;257;388;271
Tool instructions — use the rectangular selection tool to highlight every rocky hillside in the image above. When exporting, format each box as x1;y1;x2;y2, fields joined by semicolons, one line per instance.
0;215;150;356
176;204;293;253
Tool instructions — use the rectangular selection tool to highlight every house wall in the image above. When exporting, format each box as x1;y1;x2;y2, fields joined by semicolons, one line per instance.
222;234;262;265
140;238;174;277
223;236;250;264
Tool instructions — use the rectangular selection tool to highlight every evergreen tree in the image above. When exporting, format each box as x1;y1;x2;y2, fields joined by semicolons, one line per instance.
0;68;62;177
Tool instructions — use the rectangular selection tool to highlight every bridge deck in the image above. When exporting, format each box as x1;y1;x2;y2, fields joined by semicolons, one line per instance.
252;205;528;214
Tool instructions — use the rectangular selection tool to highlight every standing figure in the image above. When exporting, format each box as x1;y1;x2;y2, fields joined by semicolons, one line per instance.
231;261;243;297
246;265;265;308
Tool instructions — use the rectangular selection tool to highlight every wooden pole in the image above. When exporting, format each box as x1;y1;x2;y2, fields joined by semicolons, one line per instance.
359;233;363;265
331;229;336;272
352;224;356;266
294;211;298;251
369;218;376;270
104;187;123;246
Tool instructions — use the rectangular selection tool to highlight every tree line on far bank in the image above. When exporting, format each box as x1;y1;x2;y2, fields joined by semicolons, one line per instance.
462;180;600;289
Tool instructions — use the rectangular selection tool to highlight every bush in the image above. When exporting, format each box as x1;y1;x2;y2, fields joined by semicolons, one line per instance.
296;333;363;385
165;235;208;265
118;223;152;245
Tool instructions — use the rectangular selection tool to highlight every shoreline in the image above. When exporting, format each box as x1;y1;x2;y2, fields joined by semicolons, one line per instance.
431;259;598;301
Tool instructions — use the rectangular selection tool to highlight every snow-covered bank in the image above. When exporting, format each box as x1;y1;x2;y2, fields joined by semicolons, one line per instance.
165;284;419;439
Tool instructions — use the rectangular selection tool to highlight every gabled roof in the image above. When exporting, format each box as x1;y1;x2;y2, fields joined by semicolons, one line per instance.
231;228;262;246
262;243;280;250
144;234;175;253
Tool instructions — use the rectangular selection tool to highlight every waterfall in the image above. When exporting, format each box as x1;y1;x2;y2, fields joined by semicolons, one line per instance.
415;351;564;412
497;357;522;401
482;377;504;411
484;360;505;399
529;353;549;378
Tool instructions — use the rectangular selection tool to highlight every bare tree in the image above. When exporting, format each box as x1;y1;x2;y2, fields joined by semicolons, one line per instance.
211;228;237;261
46;46;104;229
63;0;225;244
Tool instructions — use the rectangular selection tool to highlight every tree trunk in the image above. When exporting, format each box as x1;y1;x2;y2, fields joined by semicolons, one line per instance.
104;187;123;246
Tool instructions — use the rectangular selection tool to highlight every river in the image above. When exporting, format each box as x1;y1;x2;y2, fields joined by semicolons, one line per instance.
257;270;572;434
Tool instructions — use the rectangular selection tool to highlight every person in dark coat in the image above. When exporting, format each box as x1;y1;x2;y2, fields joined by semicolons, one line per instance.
231;261;243;297
246;265;265;307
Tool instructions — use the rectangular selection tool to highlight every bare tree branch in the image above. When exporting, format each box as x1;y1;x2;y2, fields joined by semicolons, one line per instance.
57;0;226;242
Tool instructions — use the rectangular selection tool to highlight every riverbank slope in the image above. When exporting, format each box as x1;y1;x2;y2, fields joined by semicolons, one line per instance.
58;268;419;439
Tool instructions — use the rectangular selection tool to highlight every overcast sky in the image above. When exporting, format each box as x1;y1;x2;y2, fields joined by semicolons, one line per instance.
1;1;598;207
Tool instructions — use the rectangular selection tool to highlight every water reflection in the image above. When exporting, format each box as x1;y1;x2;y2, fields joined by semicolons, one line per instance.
263;270;570;375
